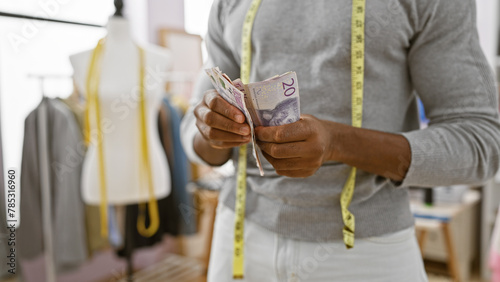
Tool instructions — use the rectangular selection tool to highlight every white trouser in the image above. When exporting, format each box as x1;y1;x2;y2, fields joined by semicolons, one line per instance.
208;204;428;282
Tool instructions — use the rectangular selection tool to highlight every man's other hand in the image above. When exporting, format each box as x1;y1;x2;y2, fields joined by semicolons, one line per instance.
256;114;333;178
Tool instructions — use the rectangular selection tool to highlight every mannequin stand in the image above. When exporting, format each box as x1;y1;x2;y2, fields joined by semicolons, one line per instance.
126;253;134;282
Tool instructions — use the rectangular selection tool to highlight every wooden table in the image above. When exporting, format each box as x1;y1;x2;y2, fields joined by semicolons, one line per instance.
412;190;480;282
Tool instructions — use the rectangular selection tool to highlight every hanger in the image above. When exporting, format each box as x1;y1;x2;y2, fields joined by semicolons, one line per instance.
27;74;72;99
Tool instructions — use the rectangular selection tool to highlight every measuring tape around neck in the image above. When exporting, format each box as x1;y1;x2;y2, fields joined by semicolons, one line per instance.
233;0;262;279
85;39;160;239
341;0;366;249
232;0;365;277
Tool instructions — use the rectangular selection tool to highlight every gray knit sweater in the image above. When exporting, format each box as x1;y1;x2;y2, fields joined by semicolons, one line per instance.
181;0;500;241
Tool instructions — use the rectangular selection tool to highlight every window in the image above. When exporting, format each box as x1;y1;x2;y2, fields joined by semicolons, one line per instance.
0;0;112;168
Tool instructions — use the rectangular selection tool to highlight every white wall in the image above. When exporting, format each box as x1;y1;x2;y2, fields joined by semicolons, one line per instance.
476;0;499;71
184;0;213;37
148;0;185;44
123;0;149;43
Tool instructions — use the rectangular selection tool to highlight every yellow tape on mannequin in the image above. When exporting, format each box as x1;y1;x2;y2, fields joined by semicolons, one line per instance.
86;39;108;238
85;40;159;239
136;47;160;237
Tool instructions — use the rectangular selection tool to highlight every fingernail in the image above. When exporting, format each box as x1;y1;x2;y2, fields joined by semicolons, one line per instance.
240;127;249;134
235;114;244;122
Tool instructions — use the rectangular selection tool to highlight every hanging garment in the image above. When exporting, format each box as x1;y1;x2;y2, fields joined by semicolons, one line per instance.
37;99;57;281
108;206;123;248
60;96;110;255
63;93;123;254
18;98;87;273
117;98;196;257
161;97;195;236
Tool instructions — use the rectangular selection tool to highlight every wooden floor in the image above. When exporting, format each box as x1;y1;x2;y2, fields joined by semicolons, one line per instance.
117;254;205;282
112;257;485;282
1;267;485;282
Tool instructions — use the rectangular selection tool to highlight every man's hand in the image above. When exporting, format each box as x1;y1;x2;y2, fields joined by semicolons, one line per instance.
194;89;251;148
257;113;412;181
193;90;251;164
255;114;334;178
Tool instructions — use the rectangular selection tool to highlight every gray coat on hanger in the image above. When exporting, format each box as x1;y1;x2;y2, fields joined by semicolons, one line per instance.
18;98;87;273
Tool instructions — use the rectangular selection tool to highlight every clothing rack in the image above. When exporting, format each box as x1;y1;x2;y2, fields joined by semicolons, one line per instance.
0;11;104;28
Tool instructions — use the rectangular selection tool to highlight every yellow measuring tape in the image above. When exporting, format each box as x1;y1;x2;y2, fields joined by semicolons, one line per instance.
340;0;366;249
233;0;262;279
85;39;160;239
232;0;365;277
136;47;161;238
85;39;108;238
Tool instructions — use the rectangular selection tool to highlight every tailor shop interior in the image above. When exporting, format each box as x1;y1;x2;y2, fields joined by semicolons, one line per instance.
1;0;500;282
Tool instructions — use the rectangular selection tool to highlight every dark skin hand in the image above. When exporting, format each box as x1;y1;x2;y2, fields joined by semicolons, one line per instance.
193;90;411;181
255;114;411;181
193;90;251;166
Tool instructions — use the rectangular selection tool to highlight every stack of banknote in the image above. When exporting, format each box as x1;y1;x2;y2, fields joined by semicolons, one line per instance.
205;67;301;175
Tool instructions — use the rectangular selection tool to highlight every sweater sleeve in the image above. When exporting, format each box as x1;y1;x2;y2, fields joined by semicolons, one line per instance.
401;0;500;187
180;0;241;166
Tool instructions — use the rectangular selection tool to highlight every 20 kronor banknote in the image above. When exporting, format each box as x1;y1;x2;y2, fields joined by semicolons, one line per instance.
205;67;301;176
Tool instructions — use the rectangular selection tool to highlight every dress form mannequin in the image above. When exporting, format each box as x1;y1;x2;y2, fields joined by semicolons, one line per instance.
70;15;172;204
